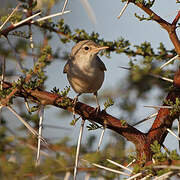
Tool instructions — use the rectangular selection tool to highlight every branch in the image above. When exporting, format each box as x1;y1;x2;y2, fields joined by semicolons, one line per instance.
130;1;180;55
1;81;147;159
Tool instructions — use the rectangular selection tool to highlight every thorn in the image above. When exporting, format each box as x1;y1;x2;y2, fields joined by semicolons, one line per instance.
0;3;21;30
36;106;44;166
82;159;130;176
118;66;131;70
61;0;69;14
133;112;158;126
150;74;173;83
97;127;105;151
107;159;133;173
74;119;85;180
160;55;179;69
167;128;180;141
178;118;180;151
13;11;41;27
31;10;71;23
7;106;47;144
0;57;5;91
126;173;142;180
126;159;136;167
117;1;129;19
144;105;172;110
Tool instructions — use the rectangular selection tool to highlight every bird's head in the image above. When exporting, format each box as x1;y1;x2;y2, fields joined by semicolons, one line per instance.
70;40;108;60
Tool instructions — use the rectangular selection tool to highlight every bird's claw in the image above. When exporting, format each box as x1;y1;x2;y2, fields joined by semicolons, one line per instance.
95;105;101;116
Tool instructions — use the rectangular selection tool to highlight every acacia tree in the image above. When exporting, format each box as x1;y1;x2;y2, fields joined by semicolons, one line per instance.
0;0;180;179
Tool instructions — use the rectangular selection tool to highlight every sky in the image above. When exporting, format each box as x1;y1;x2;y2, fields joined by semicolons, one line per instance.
2;0;180;152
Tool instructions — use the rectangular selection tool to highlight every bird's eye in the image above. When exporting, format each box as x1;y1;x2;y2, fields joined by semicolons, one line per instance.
84;46;89;51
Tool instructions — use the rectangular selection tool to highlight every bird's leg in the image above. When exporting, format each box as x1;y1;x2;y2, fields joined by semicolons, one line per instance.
94;92;100;115
73;93;81;120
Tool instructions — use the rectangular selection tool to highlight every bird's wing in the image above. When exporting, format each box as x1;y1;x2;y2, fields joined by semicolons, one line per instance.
63;61;70;73
97;56;107;71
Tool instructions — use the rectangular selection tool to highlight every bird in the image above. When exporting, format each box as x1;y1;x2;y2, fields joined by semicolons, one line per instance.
63;40;108;112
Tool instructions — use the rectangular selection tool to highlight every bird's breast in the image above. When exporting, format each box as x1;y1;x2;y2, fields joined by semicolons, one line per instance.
67;61;104;93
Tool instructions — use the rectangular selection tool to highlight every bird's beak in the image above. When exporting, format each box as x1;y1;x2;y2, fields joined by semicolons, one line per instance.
92;46;109;53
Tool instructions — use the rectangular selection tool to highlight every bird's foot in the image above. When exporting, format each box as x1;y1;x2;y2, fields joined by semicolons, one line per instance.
95;105;101;116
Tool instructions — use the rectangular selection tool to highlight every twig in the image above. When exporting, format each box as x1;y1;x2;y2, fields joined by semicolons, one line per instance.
82;159;130;176
97;127;105;151
172;10;180;25
6;106;46;143
117;1;129;19
107;159;133;173
74;119;85;180
36;106;44;166
133;112;158;126
160;55;179;69
167;128;180;141
0;3;21;30
13;11;41;27
31;10;71;23
1;87;18;106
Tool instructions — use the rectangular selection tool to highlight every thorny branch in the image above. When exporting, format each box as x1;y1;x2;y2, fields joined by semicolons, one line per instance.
2;67;180;162
130;1;180;55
